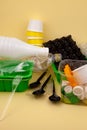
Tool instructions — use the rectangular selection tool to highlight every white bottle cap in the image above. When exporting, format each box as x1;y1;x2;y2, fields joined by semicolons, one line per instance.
64;85;73;94
62;80;69;87
27;20;43;32
84;86;87;99
73;86;84;96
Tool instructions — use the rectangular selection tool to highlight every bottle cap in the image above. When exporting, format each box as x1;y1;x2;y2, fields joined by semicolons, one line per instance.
61;80;69;87
53;53;62;62
64;85;73;94
84;86;87;99
27;20;43;32
73;86;84;96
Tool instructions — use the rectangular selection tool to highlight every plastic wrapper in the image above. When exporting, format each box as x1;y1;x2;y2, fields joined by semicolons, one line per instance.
21;53;62;71
21;55;50;71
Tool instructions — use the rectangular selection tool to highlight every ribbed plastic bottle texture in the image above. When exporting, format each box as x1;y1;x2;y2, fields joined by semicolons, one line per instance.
0;36;49;59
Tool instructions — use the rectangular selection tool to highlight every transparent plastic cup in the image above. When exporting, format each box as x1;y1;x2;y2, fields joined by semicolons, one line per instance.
27;20;43;32
26;20;44;46
58;59;87;104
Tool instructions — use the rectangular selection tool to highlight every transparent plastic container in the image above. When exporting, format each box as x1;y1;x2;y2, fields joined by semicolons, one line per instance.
52;59;87;104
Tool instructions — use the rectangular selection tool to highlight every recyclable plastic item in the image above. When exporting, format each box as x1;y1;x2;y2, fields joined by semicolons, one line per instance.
51;59;87;104
43;35;86;61
49;79;61;102
29;71;47;88
58;59;87;104
32;75;51;96
26;20;44;46
73;64;87;85
0;36;62;72
73;86;84;100
23;53;62;71
84;86;87;99
48;63;61;99
0;60;33;92
0;36;48;59
64;64;78;87
0;76;22;121
28;20;43;32
64;85;73;94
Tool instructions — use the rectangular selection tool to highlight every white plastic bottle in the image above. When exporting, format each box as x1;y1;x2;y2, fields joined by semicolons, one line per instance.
0;36;49;59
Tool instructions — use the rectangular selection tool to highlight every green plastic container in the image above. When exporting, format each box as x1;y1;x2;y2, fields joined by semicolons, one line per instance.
0;60;34;92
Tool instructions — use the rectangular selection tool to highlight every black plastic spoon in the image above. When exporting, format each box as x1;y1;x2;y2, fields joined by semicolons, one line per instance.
29;71;47;89
49;79;61;102
32;75;51;96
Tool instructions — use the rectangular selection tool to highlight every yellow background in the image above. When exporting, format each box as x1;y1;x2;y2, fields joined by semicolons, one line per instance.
0;0;87;43
0;0;87;130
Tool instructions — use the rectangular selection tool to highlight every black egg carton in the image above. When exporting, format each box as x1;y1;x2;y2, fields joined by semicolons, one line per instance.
43;35;85;61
